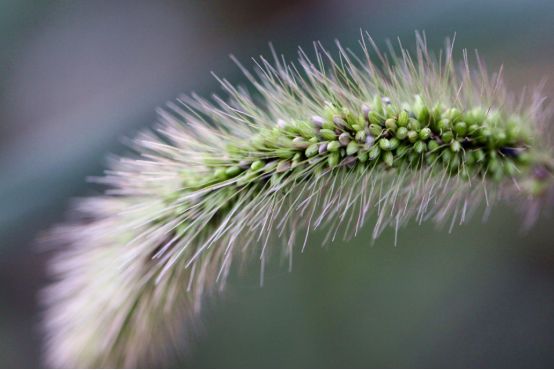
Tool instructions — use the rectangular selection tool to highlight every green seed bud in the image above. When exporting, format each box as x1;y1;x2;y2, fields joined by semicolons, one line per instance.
225;166;242;177
408;118;421;131
396;127;408;140
468;124;480;136
368;145;381;160
250;160;265;171
447;108;462;122
386;104;396;118
296;121;317;138
305;143;319;158
437;118;450;131
454;121;467;136
427;139;439;152
419;127;431;140
407;130;418;143
378;138;392;151
214;168;226;179
322;120;335;130
327;140;341;152
397;110;409;127
385;118;397;132
450;140;461;152
346;141;359;155
441;131;453;143
389;137;399;150
369;124;383;137
352;124;363;131
418;106;430;124
384;151;394;167
414;140;426;154
473;149;485;163
275;148;294;159
355;130;366;143
319;129;336;141
357;151;368;163
368;111;382;125
328;152;340;167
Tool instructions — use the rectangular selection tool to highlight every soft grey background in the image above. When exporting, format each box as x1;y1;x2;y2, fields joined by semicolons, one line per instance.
1;0;553;367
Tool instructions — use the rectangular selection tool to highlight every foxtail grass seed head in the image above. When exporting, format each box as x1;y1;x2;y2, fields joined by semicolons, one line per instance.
43;32;553;367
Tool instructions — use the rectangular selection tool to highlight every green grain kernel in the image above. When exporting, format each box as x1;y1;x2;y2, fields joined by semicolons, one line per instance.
327;140;341;152
214;168;226;179
369;124;383;136
450;140;461;152
468;124;480;135
454;121;467;136
397;110;409;127
328;152;340;167
250;160;265;171
322;120;335;130
379;138;392;150
320;129;337;141
441;131;453;143
368;145;381;160
419;127;431;140
346;141;359;155
368;111;382;125
396;127;408;140
305;143;319;158
427;139;439;152
437;118;450;131
407;130;418;143
385;118;397;132
357;151;368;163
225;166;242;177
414;140;426;154
408;118;421;131
389;137;400;150
384;151;394;167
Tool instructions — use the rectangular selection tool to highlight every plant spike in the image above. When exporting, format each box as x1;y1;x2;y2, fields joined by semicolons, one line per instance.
43;32;553;367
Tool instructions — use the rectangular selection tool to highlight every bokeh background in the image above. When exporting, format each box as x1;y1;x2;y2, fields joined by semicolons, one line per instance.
1;0;554;367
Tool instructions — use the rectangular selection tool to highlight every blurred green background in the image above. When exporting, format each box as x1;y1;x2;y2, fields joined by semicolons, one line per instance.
1;0;554;367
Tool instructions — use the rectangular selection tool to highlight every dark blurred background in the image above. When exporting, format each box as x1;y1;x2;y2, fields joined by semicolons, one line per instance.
1;0;554;367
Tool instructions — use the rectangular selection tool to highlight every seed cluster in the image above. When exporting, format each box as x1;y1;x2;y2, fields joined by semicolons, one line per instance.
207;95;531;189
44;34;553;369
